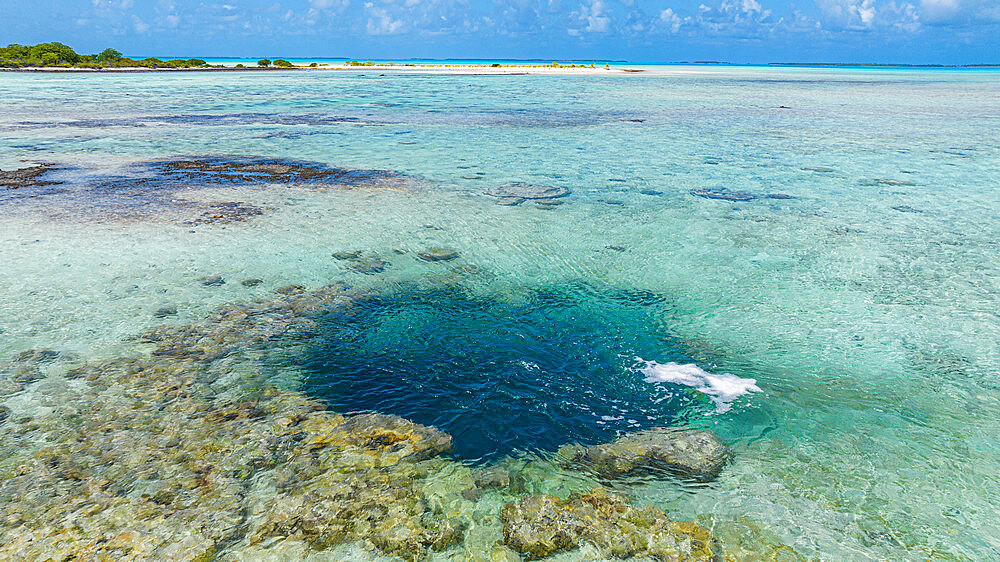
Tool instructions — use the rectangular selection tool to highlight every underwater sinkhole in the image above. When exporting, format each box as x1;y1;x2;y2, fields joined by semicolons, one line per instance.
299;284;704;462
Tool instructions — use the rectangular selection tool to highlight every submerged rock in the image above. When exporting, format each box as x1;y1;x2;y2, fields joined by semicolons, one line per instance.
199;275;225;286
558;427;732;481
418;248;460;262
468;466;527;494
192;201;264;224
332;250;363;260
495;197;526;206
0;164;61;189
690;189;755;202
346;257;388;275
870;178;916;186
153;306;178;318
486;183;571;200
241;278;264;287
13;349;59;364
276;284;306;295
534;198;564;207
640;189;664;196
500;488;721;560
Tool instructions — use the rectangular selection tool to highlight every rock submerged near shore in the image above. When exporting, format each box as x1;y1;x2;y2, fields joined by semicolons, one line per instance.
558;427;733;482
0;282;788;560
501;489;722;560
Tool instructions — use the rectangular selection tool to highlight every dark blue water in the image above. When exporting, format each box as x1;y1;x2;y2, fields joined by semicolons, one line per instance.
300;284;702;461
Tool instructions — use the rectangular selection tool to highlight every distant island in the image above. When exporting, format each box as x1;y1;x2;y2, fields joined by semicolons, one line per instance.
0;42;299;70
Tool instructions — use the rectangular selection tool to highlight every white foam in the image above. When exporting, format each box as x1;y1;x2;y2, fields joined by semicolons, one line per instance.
639;360;761;413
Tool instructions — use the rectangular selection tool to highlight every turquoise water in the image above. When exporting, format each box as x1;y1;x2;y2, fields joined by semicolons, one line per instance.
1;66;999;559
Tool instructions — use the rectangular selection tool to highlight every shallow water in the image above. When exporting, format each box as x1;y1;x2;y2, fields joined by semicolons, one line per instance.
1;66;999;560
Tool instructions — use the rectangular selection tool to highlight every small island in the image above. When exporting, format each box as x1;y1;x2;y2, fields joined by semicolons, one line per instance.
0;42;298;71
1;42;625;74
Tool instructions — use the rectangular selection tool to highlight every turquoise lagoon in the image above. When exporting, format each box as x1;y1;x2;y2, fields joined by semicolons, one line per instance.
1;66;999;559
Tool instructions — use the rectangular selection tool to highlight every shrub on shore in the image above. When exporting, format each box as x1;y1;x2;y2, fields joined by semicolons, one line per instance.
0;42;215;69
273;59;294;68
257;59;272;67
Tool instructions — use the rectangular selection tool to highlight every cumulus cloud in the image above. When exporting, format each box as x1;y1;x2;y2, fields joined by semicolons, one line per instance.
815;0;877;28
132;15;150;33
578;0;611;32
660;8;683;32
311;0;349;9
365;2;405;34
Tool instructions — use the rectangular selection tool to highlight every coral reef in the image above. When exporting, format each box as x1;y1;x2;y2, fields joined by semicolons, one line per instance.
0;156;415;224
500;489;722;560
0;284;465;560
0;282;781;560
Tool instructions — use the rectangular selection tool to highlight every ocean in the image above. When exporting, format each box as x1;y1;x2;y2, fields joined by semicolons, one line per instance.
1;65;998;559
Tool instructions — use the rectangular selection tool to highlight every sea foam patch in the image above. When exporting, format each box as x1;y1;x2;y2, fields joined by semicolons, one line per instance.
639;360;761;413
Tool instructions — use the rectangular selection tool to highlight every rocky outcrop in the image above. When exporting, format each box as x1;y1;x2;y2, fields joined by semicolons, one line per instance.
485;182;571;206
417;248;460;262
558;427;732;481
0;164;60;188
500;488;722;560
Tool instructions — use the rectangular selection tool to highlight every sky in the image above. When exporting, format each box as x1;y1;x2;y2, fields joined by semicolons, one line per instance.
1;0;998;64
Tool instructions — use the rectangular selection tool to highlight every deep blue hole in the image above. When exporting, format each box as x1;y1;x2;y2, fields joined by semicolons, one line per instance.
299;284;700;462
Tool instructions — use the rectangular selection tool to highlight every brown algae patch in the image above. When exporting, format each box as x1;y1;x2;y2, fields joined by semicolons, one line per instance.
0;282;796;560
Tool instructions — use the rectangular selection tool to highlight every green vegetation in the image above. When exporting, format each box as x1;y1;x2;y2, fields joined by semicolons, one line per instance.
0;42;218;69
346;60;378;66
272;59;294;68
257;59;272;67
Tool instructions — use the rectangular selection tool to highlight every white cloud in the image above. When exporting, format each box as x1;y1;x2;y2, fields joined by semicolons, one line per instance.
311;0;349;9
577;0;610;32
660;8;683;32
365;2;405;34
816;0;877;28
132;15;150;32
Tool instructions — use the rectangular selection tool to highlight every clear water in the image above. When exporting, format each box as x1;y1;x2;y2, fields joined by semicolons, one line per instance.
301;283;699;462
1;66;999;559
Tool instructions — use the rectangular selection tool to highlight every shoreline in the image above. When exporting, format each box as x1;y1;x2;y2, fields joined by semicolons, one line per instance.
2;63;639;75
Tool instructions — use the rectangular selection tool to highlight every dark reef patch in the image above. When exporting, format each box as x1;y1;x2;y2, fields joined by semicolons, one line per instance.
690;188;795;202
1;155;414;223
15;112;376;130
690;188;756;201
192;201;265;224
0;164;62;189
